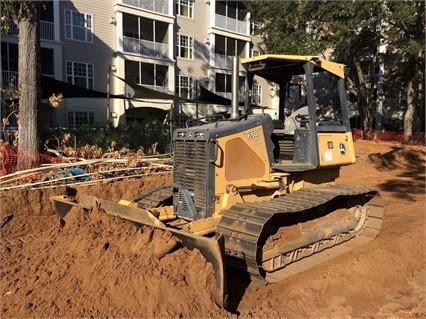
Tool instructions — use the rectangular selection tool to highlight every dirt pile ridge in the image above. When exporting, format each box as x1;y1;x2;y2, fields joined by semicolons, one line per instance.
1;140;425;318
1;205;229;318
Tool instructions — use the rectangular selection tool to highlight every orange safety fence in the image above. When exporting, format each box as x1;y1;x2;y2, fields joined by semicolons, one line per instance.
352;129;425;145
0;143;63;176
0;130;424;176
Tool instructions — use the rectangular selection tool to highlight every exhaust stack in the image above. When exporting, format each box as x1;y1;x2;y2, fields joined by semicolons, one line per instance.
230;56;239;119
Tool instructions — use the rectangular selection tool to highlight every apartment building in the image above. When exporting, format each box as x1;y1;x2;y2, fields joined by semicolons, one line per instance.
1;0;281;129
114;0;253;126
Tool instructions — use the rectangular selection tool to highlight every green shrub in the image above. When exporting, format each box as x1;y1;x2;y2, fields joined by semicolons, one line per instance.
43;120;172;154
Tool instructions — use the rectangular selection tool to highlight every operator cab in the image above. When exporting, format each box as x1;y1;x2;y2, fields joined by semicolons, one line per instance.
241;55;355;173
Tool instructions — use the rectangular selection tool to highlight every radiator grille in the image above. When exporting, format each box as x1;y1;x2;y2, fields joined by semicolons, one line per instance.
173;140;208;217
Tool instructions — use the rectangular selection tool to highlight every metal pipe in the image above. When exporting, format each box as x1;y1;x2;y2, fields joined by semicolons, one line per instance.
231;56;239;119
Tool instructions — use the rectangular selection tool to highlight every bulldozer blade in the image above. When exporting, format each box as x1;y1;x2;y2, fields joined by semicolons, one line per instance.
50;195;164;227
50;194;228;309
80;195;166;227
50;195;78;218
169;231;228;309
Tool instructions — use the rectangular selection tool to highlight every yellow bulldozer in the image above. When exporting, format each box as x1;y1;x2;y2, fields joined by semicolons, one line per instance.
51;54;383;309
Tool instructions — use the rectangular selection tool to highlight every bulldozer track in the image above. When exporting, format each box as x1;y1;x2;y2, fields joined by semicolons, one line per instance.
216;184;383;284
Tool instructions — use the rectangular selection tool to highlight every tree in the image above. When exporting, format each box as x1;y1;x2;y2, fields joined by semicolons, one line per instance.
246;1;329;55
382;1;425;142
1;1;42;169
315;1;387;138
245;0;424;140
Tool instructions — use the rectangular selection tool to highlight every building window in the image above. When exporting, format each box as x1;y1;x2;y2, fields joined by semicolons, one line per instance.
1;43;19;73
287;84;301;100
306;25;318;39
251;48;261;57
215;35;246;56
216;74;245;94
176;0;194;18
177;75;194;99
252;84;262;105
65;10;93;42
41;48;54;77
397;90;407;108
1;43;55;86
216;73;231;93
251;21;262;35
122;14;168;58
177;34;194;59
125;60;168;89
66;61;94;89
68;111;94;128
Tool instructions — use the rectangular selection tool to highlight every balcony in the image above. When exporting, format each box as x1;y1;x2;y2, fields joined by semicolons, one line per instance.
7;20;55;41
40;21;54;41
214;54;246;71
2;71;55;88
123;36;169;59
124;83;171;99
122;0;170;15
215;14;248;35
2;71;18;88
142;85;169;93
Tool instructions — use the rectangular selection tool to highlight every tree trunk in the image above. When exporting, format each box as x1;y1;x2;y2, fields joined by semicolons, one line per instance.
16;2;41;170
403;79;414;143
353;57;374;139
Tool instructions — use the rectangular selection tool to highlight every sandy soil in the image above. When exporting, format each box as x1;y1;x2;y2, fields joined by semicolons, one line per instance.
1;140;425;318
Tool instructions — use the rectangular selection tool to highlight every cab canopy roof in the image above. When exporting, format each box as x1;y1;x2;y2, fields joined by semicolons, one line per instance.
240;54;346;83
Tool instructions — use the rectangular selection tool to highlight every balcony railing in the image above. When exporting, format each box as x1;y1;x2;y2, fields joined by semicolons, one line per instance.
214;54;246;71
122;0;170;15
2;71;18;88
143;84;169;93
40;21;54;41
215;14;248;34
124;83;171;98
123;36;169;59
2;71;55;88
7;20;55;41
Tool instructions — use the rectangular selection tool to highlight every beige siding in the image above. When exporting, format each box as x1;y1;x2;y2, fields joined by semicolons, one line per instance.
51;0;265;125
176;1;210;86
60;0;116;93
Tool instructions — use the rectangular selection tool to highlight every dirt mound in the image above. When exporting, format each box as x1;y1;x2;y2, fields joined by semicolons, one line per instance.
367;147;425;170
1;204;228;318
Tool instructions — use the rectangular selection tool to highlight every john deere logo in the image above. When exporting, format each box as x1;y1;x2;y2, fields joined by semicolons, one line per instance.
339;143;346;155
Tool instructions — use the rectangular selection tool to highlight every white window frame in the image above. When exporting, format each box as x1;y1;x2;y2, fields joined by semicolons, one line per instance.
177;34;194;59
251;48;261;57
252;84;262;105
176;0;194;18
65;9;93;42
66;61;94;89
68;111;94;128
177;75;195;99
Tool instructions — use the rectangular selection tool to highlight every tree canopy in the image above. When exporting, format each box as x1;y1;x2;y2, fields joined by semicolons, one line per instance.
245;0;425;140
